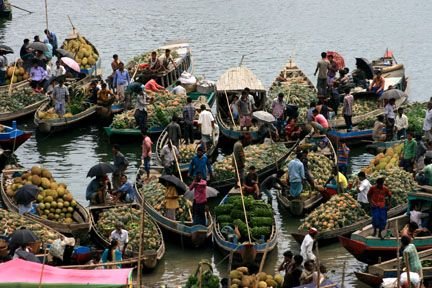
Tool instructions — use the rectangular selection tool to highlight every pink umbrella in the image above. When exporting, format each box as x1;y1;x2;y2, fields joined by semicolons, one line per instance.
326;51;345;70
61;56;81;73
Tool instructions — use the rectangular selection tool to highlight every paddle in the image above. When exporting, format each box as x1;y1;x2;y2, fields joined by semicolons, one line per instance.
224;90;236;129
136;188;146;287
396;219;401;288
10;4;33;13
169;139;183;182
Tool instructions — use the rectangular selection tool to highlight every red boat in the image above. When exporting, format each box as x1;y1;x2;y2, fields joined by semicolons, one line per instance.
0;122;31;151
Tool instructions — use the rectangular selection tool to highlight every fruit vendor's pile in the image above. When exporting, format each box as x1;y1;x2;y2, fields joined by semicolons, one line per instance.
405;102;426;135
62;35;99;70
335;97;377;119
126;50;179;70
0;87;45;113
213;143;289;181
112;92;187;129
4;166;79;223
299;193;369;232
0;209;60;244
184;261;220;288
215;195;274;241
5;65;29;85
229;266;284;288
138;177;191;222
178;144;196;164
95;205;161;252
362;143;404;174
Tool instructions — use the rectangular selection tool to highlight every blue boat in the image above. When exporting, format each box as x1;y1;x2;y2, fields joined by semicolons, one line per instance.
0;121;31;151
326;128;373;146
213;190;278;266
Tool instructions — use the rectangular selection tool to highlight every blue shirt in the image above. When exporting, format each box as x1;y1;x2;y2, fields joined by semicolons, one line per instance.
86;178;100;200
47;32;58;49
43;42;53;60
113;69;130;86
118;181;136;202
189;154;213;179
288;158;305;183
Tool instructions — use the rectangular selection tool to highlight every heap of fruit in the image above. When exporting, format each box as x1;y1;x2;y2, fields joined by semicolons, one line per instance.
112;92;187;129
5;64;29;84
268;83;316;119
95;206;161;252
184;261;220;288
62;35;99;70
0;209;60;244
138;177;191;222
4;166;79;223
362;143;404;174
368;168;415;207
215;195;274;241
213;143;289;181
126;49;179;71
0;87;46;113
229;266;284;288
405;102;426;135
299;193;369;232
178;144;197;164
37;86;87;119
334;97;377;120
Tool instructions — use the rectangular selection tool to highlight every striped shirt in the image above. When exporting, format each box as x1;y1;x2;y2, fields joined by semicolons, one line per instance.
337;144;350;165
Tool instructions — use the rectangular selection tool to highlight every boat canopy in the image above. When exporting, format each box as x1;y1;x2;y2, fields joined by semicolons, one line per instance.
216;66;265;92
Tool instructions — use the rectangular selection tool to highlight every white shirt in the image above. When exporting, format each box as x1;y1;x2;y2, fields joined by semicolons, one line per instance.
410;210;424;228
395;114;408;131
423;109;432;131
198;110;214;135
384;104;395;119
248;94;255;107
52;65;66;77
110;229;129;251
172;85;186;95
160;144;179;167
300;234;316;262
357;179;371;204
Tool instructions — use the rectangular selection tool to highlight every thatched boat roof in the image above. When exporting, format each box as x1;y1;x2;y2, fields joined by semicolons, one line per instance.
216;66;265;92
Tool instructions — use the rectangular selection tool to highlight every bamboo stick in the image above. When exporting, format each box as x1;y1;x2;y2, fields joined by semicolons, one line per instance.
224;90;236;128
316;241;320;288
232;154;251;243
44;0;48;30
136;189;146;287
169;139;183;182
258;241;270;273
227;251;234;287
38;246;47;288
396;219;401;288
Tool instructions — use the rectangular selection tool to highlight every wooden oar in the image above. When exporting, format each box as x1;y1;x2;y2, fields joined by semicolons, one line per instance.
38;245;48;288
316;241;321;288
10;4;33;13
136;188;146;287
232;154;251;243
224;90;236;128
396;219;400;288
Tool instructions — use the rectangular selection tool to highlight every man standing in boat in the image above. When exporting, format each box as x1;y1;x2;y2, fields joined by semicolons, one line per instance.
314;52;329;96
272;92;286;136
233;134;249;185
189;172;208;226
44;29;58;53
287;152;306;198
182;97;196;145
300;227;318;263
160;49;177;71
237;91;252;131
113;62;130;104
367;177;391;239
198;104;215;152
112;144;129;190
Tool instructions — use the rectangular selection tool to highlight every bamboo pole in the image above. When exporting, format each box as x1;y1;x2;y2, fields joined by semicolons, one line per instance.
232;153;251;243
396;219;401;288
136;188;146;287
227;251;234;287
10;4;33;13
38;245;47;288
224;90;236;128
8;60;17;96
44;0;48;30
258;240;270;273
404;253;411;287
316;241;320;288
169;139;183;182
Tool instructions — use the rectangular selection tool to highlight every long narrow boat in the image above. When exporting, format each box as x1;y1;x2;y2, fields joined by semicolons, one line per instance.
355;248;432;287
103;89;216;139
0;122;31;151
213;190;278;266
89;203;165;270
326;128;373;147
126;42;192;88
33;77;97;134
215;66;266;142
340;191;432;264
0;97;49;123
209;140;298;194
135;173;213;247
0;78;30;93
0;168;90;235
276;135;337;217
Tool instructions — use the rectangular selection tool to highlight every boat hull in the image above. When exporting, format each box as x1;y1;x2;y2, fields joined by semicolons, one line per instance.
0;131;31;151
326;129;373;147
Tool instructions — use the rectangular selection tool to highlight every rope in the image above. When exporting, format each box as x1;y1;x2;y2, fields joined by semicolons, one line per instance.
232;154;251;243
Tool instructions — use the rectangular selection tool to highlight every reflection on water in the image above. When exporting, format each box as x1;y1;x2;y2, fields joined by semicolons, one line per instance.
4;0;431;286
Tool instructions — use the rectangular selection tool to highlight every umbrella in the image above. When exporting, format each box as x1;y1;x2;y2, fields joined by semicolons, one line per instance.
55;48;74;58
327;51;345;70
184;186;219;201
87;163;116;178
27;42;48;52
379;89;408;101
9;228;39;247
355;57;374;79
0;44;13;54
252;111;276;124
158;175;188;194
61;57;81;73
14;185;39;205
46;74;67;87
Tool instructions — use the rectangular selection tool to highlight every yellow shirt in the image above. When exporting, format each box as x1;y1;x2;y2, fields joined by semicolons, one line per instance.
337;172;348;188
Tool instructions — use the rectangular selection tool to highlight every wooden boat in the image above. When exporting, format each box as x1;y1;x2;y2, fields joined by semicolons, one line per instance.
292;202;407;246
276;135;336;217
213;190;278;266
215;66;266;142
0;0;11;19
61;29;102;76
339;191;432;264
89;203;165;270
135;173;213;248
0;98;49;123
104;89;216;139
355;248;432;287
0;78;30;93
127;42;192;88
209;140;299;194
0;122;31;151
0;168;91;235
326;128;373;147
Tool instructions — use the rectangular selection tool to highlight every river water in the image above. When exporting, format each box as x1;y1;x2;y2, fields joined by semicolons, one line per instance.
3;0;432;286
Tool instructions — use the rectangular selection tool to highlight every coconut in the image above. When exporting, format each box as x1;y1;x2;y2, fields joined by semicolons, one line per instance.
41;169;52;179
31;166;42;176
31;175;41;186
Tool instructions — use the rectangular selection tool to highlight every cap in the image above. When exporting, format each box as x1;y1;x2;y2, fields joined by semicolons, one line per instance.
309;227;318;235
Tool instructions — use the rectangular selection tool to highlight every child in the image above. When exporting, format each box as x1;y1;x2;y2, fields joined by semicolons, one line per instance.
244;166;260;199
300;260;315;284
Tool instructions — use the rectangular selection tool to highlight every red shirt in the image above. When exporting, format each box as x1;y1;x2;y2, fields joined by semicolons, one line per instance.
368;185;391;208
314;114;329;128
189;179;207;204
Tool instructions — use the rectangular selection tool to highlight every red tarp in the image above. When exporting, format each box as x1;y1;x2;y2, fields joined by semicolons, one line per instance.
0;259;133;286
